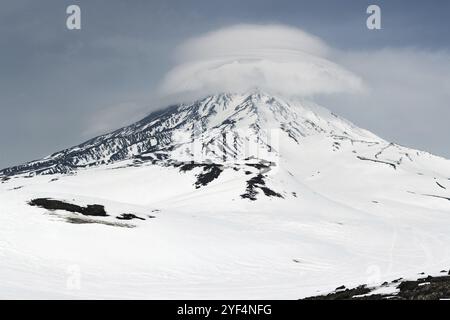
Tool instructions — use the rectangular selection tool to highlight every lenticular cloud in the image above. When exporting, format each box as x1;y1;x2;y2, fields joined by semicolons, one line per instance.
159;24;363;101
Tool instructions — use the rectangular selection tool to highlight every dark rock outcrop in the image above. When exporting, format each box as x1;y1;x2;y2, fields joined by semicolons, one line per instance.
29;198;108;217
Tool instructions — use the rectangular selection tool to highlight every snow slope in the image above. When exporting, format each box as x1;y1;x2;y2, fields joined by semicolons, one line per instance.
1;91;450;299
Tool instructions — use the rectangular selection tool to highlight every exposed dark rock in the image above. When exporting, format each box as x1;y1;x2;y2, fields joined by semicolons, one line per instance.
116;213;145;221
305;286;370;300
29;198;108;217
221;119;235;126
260;186;283;197
85;205;107;216
436;181;446;189
423;194;450;202
304;273;450;300
241;174;283;201
246;163;269;170
179;163;204;172
398;281;418;292
178;163;224;188
357;156;397;169
395;275;450;300
194;164;223;188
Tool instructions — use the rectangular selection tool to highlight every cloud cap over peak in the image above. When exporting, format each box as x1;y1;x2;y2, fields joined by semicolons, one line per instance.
176;24;329;61
159;24;363;102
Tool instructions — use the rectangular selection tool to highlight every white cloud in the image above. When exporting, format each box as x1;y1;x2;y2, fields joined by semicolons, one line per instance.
82;100;153;138
84;25;450;158
334;48;450;111
318;48;450;157
159;24;363;102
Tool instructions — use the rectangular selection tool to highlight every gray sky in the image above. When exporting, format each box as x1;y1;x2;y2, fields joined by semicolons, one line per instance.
1;0;450;169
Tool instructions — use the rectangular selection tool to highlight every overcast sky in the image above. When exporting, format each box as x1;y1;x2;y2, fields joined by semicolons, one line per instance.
1;0;449;169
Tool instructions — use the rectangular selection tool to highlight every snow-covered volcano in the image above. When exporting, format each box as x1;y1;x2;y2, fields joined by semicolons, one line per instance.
1;91;450;299
0;91;376;176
